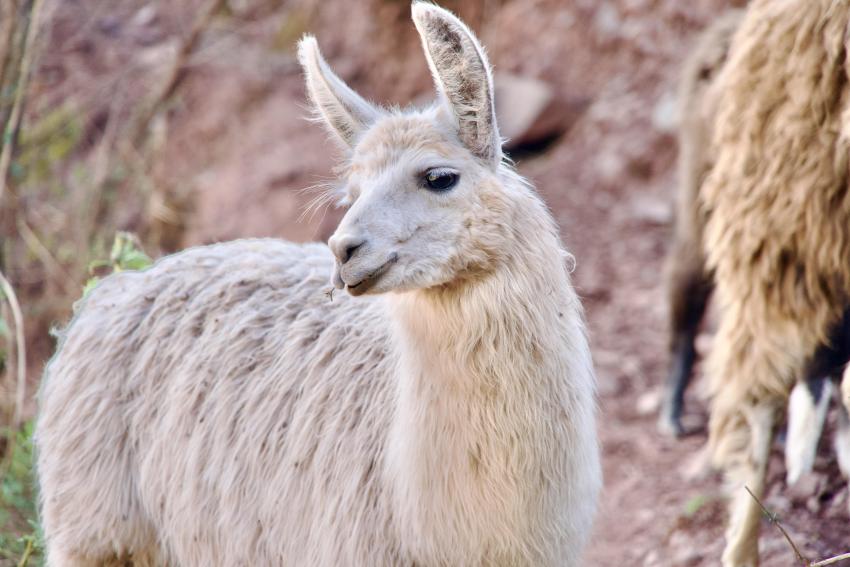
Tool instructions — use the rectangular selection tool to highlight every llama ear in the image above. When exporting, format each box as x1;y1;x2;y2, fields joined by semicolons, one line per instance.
297;35;382;147
412;2;501;165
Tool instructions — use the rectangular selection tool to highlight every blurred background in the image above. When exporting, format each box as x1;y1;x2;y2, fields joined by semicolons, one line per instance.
0;0;847;565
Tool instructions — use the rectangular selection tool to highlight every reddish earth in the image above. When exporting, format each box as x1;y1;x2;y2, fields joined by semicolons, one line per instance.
28;0;850;564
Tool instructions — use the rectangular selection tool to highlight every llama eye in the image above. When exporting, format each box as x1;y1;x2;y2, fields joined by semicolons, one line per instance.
423;169;459;192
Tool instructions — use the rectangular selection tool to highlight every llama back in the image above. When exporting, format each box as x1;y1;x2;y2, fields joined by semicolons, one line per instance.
36;239;404;565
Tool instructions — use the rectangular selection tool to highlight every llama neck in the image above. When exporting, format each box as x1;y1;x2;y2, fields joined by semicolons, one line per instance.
384;192;595;562
389;198;585;395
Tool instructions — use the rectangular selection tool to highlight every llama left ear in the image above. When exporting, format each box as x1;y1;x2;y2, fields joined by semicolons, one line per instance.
412;2;502;166
298;35;383;148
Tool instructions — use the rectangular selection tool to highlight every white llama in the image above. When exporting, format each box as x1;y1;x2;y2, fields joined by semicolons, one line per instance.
35;3;601;566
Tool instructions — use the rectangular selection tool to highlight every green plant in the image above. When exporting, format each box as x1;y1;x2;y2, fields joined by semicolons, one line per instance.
0;420;43;566
683;493;708;518
82;231;153;297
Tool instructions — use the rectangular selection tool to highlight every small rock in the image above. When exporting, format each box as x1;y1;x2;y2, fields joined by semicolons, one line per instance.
622;355;642;379
636;388;662;416
631;194;672;225
594;3;621;40
132;4;158;28
652;90;679;134
642;549;660;567
494;73;587;151
495;73;552;146
597;151;625;183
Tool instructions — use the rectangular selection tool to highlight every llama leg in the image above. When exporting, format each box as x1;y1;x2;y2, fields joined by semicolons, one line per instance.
785;377;832;484
659;258;712;436
45;544;158;567
43;546;103;567
840;366;850;515
834;396;850;518
38;435;156;566
717;403;776;567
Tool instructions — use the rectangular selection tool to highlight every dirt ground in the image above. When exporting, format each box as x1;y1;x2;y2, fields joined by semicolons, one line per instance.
20;0;850;564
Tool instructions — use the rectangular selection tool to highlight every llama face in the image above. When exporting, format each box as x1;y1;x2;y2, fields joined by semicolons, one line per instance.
327;112;512;295
299;2;504;296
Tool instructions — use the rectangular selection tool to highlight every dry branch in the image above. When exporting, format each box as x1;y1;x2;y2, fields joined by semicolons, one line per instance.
745;486;850;567
128;0;227;148
811;553;850;567
0;0;45;209
0;268;26;426
0;0;18;91
17;216;75;295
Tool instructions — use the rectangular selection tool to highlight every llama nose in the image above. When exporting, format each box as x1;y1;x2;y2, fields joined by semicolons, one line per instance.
329;234;366;265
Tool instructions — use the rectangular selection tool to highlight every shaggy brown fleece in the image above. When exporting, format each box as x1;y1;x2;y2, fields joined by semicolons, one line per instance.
700;0;850;563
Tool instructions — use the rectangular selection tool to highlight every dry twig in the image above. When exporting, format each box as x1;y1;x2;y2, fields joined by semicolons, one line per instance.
811;553;850;567
17;216;75;295
745;486;850;566
128;0;227;148
0;268;26;426
0;0;45;208
0;0;18;91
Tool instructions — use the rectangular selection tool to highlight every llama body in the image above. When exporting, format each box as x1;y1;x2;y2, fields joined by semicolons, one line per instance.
36;4;600;565
699;0;850;564
664;0;850;494
38;238;597;565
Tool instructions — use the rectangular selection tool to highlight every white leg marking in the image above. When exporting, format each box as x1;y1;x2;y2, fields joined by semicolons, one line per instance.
785;380;832;485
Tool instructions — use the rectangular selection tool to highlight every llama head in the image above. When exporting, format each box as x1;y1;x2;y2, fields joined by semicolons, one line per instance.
298;2;515;296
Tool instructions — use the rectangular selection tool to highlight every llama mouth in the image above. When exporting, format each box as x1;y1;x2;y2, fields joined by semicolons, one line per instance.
346;254;398;296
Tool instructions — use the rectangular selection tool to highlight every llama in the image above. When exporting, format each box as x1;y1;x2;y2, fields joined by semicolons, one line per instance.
699;0;850;564
659;8;742;437
661;3;849;492
35;4;601;566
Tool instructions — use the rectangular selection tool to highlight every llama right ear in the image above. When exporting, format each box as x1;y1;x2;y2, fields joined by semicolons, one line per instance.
297;36;382;148
412;3;502;166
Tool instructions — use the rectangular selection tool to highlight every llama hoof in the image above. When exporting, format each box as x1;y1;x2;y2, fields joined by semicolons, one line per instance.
657;414;686;438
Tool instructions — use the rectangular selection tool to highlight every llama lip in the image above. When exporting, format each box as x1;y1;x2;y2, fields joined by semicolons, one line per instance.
346;253;398;296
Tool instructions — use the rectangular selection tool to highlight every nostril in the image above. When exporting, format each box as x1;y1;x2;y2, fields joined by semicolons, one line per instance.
343;241;364;263
332;236;366;264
